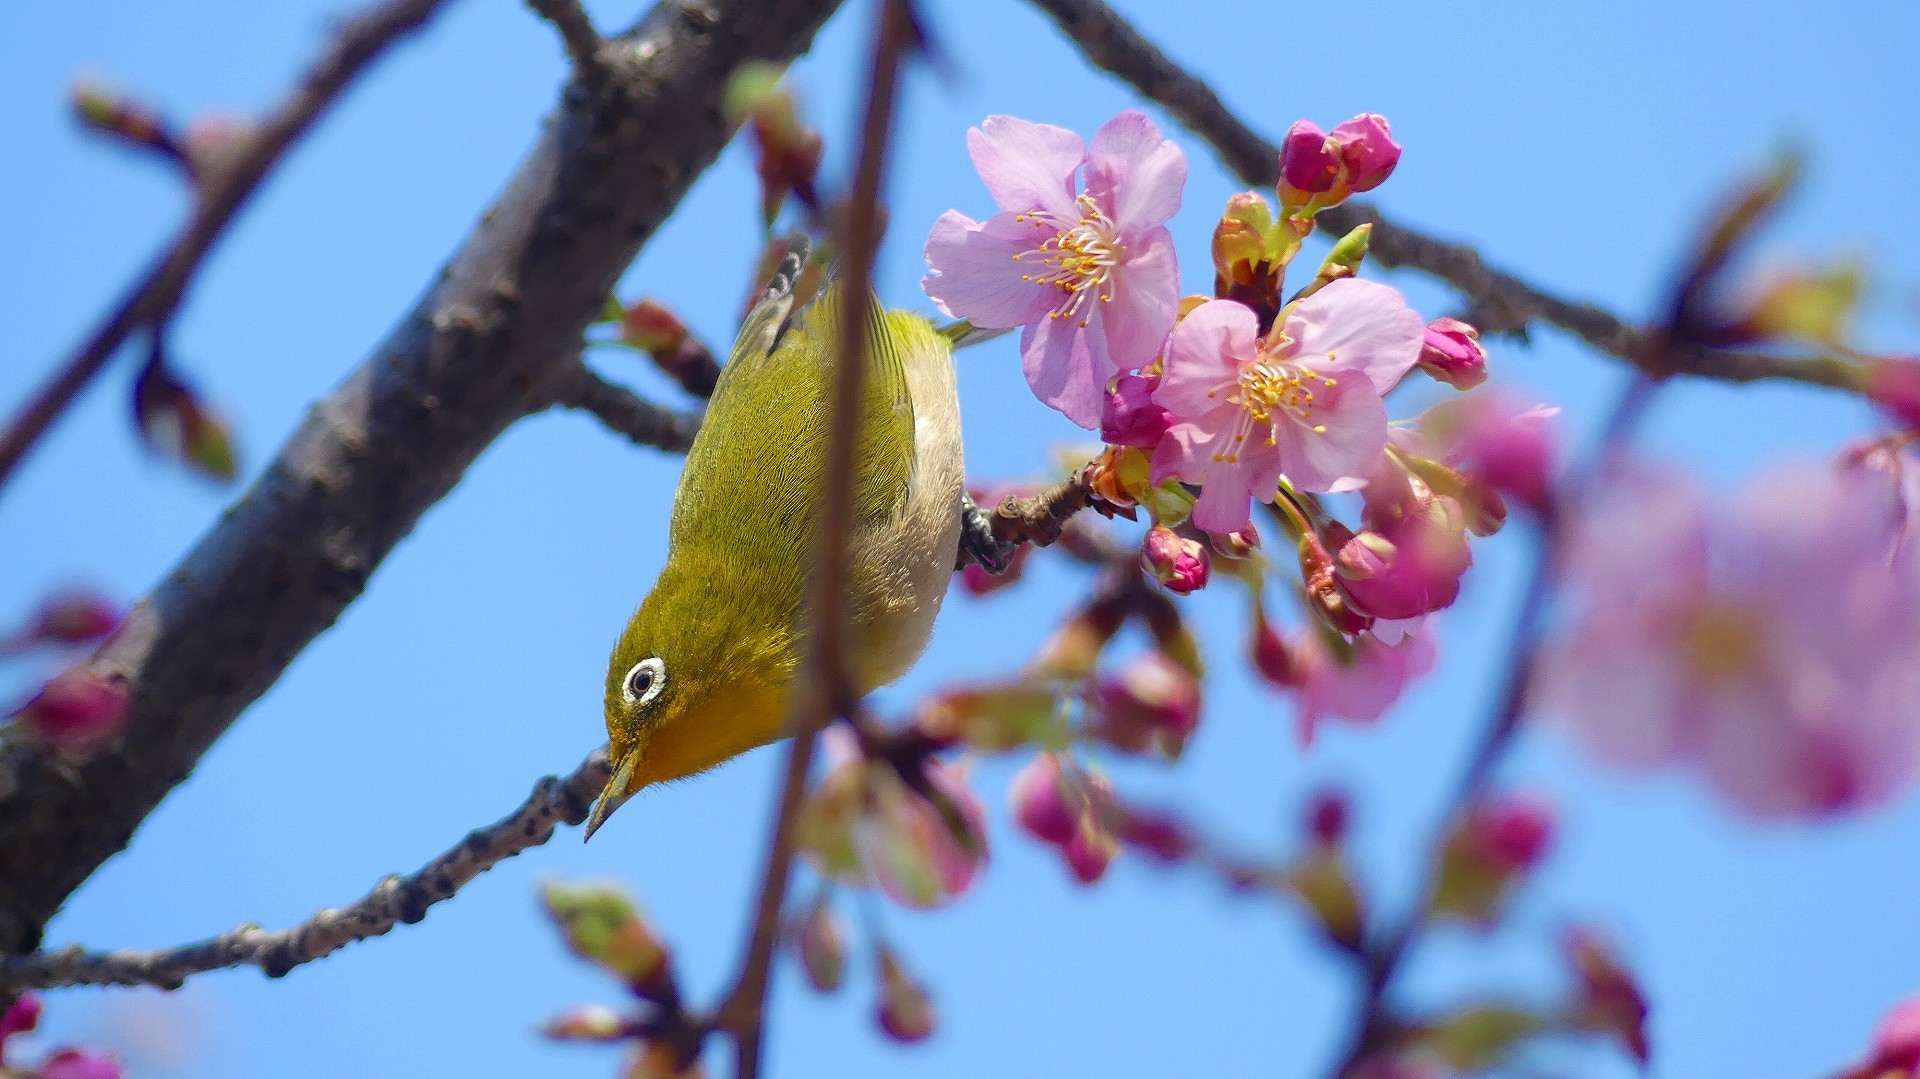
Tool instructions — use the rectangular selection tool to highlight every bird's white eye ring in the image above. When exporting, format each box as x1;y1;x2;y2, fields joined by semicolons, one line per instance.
622;657;667;706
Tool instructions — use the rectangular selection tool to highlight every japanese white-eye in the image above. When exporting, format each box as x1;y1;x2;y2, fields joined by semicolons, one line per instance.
584;248;966;837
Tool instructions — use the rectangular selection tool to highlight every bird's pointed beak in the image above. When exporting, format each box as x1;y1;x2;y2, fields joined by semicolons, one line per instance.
582;753;639;842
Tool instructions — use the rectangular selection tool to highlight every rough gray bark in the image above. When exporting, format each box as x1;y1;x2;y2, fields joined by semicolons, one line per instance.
0;0;843;954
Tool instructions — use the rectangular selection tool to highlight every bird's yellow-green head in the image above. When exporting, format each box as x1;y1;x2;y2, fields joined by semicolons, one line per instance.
584;559;801;838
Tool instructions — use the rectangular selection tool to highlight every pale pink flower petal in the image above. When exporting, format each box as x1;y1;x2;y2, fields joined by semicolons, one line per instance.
921;210;1058;328
1085;110;1187;231
1270;374;1389;493
1285;279;1426;393
1098;226;1180;370
1154;299;1257;418
1020;307;1114;428
966;115;1084;218
1295;631;1438;745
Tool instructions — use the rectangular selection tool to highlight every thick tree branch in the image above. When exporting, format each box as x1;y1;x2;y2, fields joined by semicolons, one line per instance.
0;749;609;992
553;362;701;452
0;0;456;495
0;0;846;955
1024;0;1857;393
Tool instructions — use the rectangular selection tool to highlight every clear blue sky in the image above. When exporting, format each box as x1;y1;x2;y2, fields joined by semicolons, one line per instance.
3;0;1918;1075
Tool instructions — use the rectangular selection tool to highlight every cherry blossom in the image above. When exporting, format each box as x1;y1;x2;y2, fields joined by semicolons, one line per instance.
923;111;1186;427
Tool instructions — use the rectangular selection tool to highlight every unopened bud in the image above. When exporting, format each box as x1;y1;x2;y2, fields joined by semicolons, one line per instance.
1417;318;1488;390
1209;521;1261;560
1;994;43;1043
540;881;675;999
37;1048;123;1079
1306;788;1350;847
12;667;130;757
1250;610;1298;688
1092;650;1202;757
1009;752;1079;846
3;589;120;653
1141;525;1210;595
795;899;847;993
1328;114;1400;194
1277;120;1341;208
875;947;935;1044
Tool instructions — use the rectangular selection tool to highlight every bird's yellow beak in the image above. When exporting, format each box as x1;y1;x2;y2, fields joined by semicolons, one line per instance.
582;752;639;841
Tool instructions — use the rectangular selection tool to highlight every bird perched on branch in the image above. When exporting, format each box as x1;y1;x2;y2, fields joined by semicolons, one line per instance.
585;238;982;838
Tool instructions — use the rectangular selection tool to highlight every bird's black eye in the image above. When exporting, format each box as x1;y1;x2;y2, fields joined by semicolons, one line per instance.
622;657;667;706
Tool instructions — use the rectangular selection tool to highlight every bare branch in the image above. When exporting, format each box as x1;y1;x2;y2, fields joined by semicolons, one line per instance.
0;0;847;955
715;3;915;1074
1023;0;1858;394
526;0;607;78
0;0;456;496
554;362;701;452
0;749;609;992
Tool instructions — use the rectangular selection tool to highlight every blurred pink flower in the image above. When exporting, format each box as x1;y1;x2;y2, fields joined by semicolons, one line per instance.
1150;282;1424;532
11;667;130;756
922;111;1186;427
1292;629;1438;745
1541;462;1920;819
39;1048;123;1079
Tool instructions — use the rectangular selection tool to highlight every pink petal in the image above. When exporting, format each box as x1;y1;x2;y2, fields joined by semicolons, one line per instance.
1188;465;1259;533
1286;279;1425;393
1156;300;1258;421
1100;226;1180;370
922;210;1058;328
1085;110;1187;231
1021;310;1114;428
967;116;1085;219
1269;377;1389;493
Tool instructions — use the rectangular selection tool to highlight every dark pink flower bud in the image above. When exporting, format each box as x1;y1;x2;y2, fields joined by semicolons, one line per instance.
1277;119;1341;204
1416;317;1488;389
1063;818;1117;885
1009;752;1078;846
12;667;130;755
1250;611;1298;688
875;947;935;1044
1470;792;1555;872
1101;373;1172;448
1141;525;1210;595
1328;114;1401;194
1116;805;1194;864
1867;357;1920;433
1306;788;1350;846
1334;509;1470;621
1;994;43;1043
1093;650;1202;753
4;589;121;653
39;1048;123;1079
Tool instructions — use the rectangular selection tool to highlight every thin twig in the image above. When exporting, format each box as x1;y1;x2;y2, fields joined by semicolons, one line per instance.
553;362;701;452
1328;374;1660;1076
713;3;914;1076
1022;0;1859;394
0;748;609;992
0;0;455;496
525;0;606;78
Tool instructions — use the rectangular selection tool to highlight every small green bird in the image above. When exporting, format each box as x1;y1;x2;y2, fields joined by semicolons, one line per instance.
584;244;969;837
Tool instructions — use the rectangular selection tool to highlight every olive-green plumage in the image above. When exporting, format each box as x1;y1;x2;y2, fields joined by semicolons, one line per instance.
584;270;964;837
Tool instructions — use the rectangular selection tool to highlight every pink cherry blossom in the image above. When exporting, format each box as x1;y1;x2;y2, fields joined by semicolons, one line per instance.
1540;461;1920;819
923;111;1186;427
1150;282;1425;532
1100;372;1171;447
1291;629;1438;745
